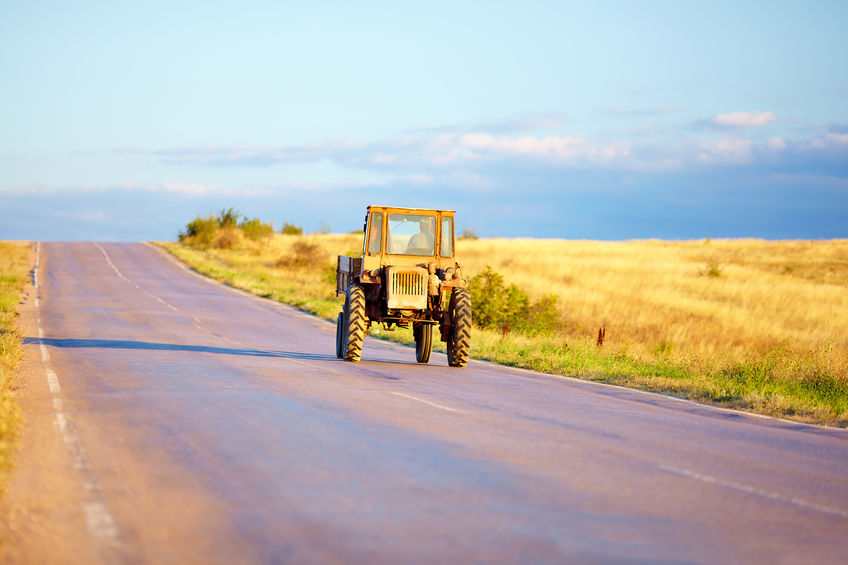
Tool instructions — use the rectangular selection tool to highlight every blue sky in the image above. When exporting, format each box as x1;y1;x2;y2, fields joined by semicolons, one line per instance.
2;1;847;240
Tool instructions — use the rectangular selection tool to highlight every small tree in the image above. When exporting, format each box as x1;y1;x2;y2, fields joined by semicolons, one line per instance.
179;215;218;246
217;208;240;228
459;228;479;240
240;217;274;241
281;222;303;235
469;266;561;335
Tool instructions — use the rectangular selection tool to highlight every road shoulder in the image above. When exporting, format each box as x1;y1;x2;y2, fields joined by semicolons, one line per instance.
0;247;99;564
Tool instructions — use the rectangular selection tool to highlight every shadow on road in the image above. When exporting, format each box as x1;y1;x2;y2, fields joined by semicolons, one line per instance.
23;337;338;362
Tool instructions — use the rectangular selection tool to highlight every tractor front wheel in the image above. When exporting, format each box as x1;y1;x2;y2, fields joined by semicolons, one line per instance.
414;322;433;364
447;288;471;367
344;284;367;362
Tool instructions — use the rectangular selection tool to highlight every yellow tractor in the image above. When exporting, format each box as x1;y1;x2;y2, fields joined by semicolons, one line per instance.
335;206;471;366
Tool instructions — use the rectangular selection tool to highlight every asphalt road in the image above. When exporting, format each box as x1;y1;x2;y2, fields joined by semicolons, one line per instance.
2;242;847;564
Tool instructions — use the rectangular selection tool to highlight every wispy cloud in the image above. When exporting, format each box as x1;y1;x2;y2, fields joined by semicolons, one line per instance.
102;120;848;194
148;142;363;167
697;138;752;163
403;113;569;135
713;110;777;127
456;133;633;164
602;106;680;117
0;182;262;197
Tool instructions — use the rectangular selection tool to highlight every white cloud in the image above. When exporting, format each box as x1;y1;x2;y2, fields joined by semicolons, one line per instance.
404;113;569;135
606;105;680;117
157;182;214;195
457;133;632;163
766;137;787;150
104;118;848;187
697;138;752;163
714;110;776;127
804;132;848;150
371;153;396;164
825;133;848;145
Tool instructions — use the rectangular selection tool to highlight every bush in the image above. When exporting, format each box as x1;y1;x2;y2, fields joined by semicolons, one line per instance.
181;209;275;247
240;217;274;241
275;239;327;269
459;228;479;240
218;208;240;228
180;215;218;246
213;228;242;249
469;266;561;335
699;261;723;278
281;222;303;235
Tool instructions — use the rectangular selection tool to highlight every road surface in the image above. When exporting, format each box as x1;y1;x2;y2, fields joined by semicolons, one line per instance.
2;242;847;564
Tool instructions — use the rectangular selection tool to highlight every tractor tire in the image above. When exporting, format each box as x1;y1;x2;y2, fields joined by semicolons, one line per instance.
414;323;433;364
335;312;344;359
447;288;471;367
344;284;367;362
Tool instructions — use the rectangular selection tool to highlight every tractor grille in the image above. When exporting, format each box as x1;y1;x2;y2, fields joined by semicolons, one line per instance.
391;271;424;296
387;269;427;310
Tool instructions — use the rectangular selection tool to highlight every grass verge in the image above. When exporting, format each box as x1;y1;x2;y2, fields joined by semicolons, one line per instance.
158;236;847;428
0;241;30;493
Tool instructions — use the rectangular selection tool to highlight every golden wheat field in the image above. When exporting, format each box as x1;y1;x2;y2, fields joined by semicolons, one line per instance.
196;232;847;374
456;238;848;368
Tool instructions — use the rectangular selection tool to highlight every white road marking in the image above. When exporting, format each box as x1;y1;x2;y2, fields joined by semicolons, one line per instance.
46;369;61;393
95;243;194;321
84;502;119;540
391;392;463;413
659;464;848;519
31;246;120;550
33;241;40;287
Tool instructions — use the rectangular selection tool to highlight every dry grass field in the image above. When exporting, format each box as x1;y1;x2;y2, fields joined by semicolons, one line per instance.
460;238;848;370
162;229;848;426
0;241;29;491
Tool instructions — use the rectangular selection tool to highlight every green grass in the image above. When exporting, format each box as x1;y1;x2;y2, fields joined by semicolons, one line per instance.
0;241;30;493
158;238;848;428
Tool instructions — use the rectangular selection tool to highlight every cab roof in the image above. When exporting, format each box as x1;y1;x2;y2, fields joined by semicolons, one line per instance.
366;205;455;214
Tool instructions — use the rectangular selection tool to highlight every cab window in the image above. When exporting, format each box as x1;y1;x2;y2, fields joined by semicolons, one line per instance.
387;213;436;256
440;216;454;257
367;212;383;254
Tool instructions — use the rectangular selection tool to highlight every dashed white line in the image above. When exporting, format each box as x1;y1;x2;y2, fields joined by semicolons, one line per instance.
32;241;40;288
96;243;205;328
46;369;61;393
95;242;180;312
84;502;119;540
32;243;120;550
659;464;848;519
391;392;463;413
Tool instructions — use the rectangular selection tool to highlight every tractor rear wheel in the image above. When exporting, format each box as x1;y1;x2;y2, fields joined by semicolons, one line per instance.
335;312;344;358
344;284;367;362
447;288;471;367
414;323;433;363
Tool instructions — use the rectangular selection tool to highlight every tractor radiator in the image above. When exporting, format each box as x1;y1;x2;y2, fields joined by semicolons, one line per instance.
387;268;428;310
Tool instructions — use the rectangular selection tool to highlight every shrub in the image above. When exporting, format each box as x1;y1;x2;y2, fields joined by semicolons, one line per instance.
218;208;240;228
180;215;218;246
525;294;562;335
459;228;479;240
469;266;561;335
213;228;242;249
276;239;326;269
699;261;723;278
240;217;274;241
281;222;303;235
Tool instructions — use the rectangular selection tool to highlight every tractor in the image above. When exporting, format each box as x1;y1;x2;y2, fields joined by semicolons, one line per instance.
335;206;471;366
